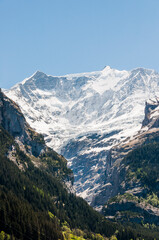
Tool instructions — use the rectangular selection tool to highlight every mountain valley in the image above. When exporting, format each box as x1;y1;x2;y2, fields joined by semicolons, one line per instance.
1;67;159;238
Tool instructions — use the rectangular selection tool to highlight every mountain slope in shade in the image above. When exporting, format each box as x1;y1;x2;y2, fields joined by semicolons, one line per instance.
4;66;159;204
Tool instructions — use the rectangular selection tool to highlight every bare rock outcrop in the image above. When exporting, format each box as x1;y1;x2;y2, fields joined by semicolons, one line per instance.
0;89;45;156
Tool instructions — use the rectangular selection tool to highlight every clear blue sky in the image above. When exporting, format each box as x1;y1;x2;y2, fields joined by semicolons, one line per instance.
1;0;159;89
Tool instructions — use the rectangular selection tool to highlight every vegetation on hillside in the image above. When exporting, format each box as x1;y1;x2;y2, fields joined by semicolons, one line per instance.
0;126;119;239
125;142;159;193
1;122;159;239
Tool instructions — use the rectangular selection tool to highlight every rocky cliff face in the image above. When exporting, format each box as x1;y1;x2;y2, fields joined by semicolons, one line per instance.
92;99;159;208
142;98;159;129
0;89;28;138
103;199;159;225
0;89;46;157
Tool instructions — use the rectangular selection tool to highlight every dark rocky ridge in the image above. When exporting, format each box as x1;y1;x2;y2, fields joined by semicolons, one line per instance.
0;89;45;156
142;98;159;129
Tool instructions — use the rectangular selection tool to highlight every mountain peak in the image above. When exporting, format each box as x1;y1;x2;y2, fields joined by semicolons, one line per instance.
102;65;111;72
32;70;46;78
131;67;156;75
20;71;47;85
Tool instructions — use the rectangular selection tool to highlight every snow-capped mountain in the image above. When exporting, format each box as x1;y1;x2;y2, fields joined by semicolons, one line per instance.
4;66;159;205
